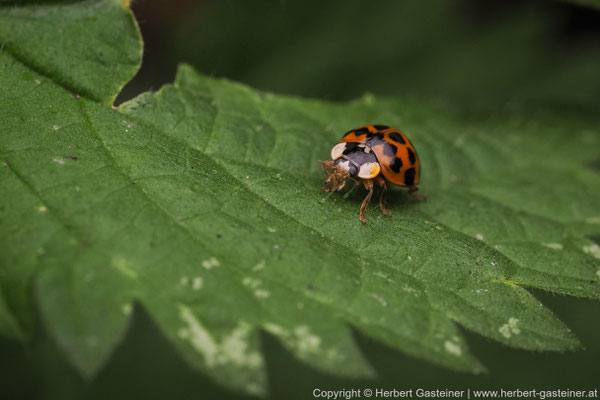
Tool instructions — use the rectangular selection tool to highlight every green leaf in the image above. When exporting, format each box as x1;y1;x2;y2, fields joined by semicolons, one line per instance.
1;0;600;397
0;0;141;104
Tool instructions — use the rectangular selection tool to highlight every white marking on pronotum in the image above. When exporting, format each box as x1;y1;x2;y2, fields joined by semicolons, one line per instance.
542;243;563;250
444;340;462;356
202;257;220;269
583;244;600;260
498;317;521;338
476;233;484;241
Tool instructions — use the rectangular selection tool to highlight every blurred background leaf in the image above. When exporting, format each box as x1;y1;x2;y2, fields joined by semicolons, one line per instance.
121;0;600;114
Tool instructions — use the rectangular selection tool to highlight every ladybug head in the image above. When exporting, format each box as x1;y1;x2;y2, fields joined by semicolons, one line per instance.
318;159;356;192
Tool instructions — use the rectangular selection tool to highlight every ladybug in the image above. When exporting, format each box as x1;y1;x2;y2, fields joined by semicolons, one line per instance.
319;124;425;223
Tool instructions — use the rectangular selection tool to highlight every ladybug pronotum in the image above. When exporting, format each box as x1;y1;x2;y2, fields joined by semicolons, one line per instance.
319;124;425;223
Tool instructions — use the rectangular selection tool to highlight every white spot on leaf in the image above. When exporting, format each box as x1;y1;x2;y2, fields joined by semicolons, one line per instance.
476;233;484;241
37;205;47;213
252;260;266;271
294;326;321;354
542;243;563;250
111;257;138;279
264;323;287;336
202;257;220;269
583;244;600;260
52;125;60;131
499;317;521;338
243;277;270;299
178;305;263;370
254;289;270;298
444;340;462;356
267;227;276;233
53;158;65;165
192;276;203;290
369;293;388;308
121;303;132;315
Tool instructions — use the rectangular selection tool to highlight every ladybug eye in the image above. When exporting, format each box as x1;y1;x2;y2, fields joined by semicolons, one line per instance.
330;142;347;160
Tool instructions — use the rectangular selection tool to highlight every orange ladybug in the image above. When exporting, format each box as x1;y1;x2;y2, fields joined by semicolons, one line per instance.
319;125;425;223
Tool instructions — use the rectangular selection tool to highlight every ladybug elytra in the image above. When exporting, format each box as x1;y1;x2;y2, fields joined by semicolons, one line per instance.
319;124;425;223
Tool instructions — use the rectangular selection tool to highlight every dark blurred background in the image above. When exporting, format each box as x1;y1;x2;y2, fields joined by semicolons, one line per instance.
3;0;600;399
118;0;600;113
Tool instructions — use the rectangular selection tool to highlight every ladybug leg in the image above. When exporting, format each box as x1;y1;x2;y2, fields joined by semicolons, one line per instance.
408;185;426;201
359;179;374;224
375;176;392;217
318;160;335;191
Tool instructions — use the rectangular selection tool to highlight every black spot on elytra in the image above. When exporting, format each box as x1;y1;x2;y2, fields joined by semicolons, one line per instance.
404;167;416;186
366;132;384;141
373;124;389;131
407;147;416;165
352;127;370;136
390;157;403;173
388;131;406;145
